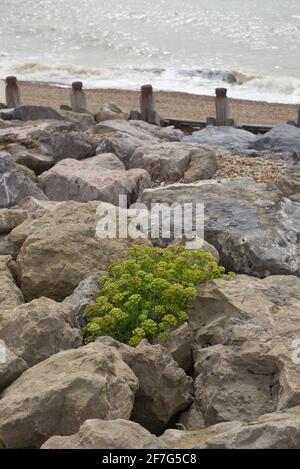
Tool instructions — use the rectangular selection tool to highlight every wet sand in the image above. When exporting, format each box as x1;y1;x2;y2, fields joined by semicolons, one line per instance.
9;81;299;126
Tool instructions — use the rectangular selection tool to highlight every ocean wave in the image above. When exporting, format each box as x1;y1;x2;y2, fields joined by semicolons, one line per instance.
1;61;300;104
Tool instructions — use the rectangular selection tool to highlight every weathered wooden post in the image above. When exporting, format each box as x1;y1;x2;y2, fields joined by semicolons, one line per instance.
5;76;21;108
70;81;87;113
297;105;300;127
206;117;216;126
140;84;161;126
215;87;229;126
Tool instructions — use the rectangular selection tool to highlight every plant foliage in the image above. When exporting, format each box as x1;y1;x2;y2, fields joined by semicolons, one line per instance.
84;245;231;346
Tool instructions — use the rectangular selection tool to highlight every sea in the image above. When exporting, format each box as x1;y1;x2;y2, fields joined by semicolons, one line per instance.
0;0;300;103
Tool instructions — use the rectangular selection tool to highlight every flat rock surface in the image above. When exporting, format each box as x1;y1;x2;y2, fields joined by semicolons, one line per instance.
139;178;300;277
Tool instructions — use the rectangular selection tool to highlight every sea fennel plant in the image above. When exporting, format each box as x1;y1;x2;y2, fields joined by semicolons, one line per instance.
84;245;229;346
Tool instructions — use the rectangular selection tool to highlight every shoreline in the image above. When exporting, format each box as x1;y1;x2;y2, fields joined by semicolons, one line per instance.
4;80;299;125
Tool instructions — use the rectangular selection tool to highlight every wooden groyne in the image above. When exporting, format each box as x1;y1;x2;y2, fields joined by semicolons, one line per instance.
1;77;299;135
161;118;274;135
132;85;299;135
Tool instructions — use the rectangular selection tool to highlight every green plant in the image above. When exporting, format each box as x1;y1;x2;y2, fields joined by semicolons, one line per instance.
84;244;231;346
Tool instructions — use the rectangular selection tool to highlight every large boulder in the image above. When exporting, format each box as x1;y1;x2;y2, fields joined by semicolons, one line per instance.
0;342;138;448
63;272;107;328
9;200;149;301
5;144;54;174
38;154;151;205
37;130;97;163
0;120;97;163
251;123;300;155
94;120;182;167
193;344;280;425
162;406;300;449
0;120;75;147
0;347;27;393
0;152;47;208
189;275;300;426
0;106;64;122
129;143;192;184
97;337;193;433
184;126;256;151
0;297;82;367
0;255;23;307
42;419;166;449
139;178;300;277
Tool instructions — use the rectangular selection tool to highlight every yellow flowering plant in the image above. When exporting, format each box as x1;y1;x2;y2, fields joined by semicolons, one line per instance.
84;244;232;346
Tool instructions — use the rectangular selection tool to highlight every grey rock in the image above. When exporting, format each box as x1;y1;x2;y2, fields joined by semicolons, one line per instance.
36;130;97;162
0;348;28;393
129;142;192;183
38;153;151;205
42;419;166;449
5;144;54;174
251;123;300;155
0;120;76;147
94;120;182;167
0;151;47;208
0;120;96;164
184;126;255;150
63;273;107;328
139;178;300;277
0;106;64;122
130;121;183;142
0;342;138;448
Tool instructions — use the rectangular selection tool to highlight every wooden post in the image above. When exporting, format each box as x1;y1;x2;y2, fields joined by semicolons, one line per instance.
5;76;21;108
70;81;87;113
215;88;229;126
297;105;300;127
140;84;161;126
206;117;216;126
